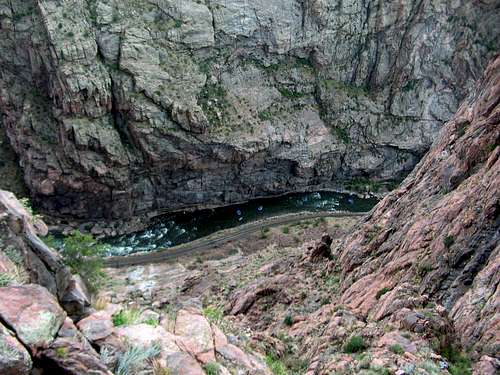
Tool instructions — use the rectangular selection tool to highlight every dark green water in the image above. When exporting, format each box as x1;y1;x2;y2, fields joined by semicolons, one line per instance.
105;191;377;256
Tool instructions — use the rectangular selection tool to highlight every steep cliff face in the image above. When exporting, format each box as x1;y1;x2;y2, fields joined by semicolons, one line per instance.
337;56;500;358
0;0;498;224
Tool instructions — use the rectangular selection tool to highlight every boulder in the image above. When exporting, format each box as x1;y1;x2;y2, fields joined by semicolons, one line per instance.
308;233;333;261
0;322;32;375
40;318;112;375
0;285;66;351
225;274;292;315
164;352;204;375
60;274;91;321
174;308;215;363
76;311;114;343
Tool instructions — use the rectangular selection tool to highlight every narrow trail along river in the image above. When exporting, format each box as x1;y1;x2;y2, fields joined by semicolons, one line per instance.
103;211;368;268
105;191;377;257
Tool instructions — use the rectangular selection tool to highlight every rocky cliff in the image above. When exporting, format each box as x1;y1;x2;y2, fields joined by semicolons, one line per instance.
0;0;498;228
337;55;499;359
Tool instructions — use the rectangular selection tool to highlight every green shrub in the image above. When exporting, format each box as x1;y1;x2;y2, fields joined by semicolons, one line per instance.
444;235;455;249
282;226;290;234
203;306;224;325
203;362;220;375
55;347;68;358
265;354;288;375
343;335;367;353
283;314;293;326
389;344;404;355
53;230;107;292
112;309;141;327
440;345;471;375
143;317;159;327
376;287;391;300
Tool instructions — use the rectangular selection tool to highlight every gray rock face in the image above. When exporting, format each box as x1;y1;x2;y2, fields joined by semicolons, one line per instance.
0;0;498;226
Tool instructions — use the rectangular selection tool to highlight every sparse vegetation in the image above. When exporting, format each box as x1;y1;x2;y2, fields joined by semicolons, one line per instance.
258;109;274;121
198;83;230;129
0;245;28;286
93;296;108;310
203;362;220;375
112;309;141;327
283;314;293;326
115;343;161;375
344;335;367;353
19;197;42;221
260;227;270;239
389;344;404;355
332;126;351;144
0;273;17;287
55;347;68;358
278;87;307;99
440;344;472;375
444;235;455;249
418;262;434;276
345;177;383;193
46;230;107;292
203;306;224;325
266;354;288;375
143;316;159;327
151;359;172;375
376;287;391;300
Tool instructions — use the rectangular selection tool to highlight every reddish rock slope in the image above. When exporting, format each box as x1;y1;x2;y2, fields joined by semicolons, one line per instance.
338;56;500;358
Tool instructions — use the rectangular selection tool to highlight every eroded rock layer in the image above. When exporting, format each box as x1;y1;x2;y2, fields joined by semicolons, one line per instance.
0;0;498;224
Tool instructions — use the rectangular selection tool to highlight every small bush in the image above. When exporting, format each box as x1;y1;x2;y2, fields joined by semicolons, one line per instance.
343;335;367;353
265;354;288;375
203;306;224;325
203;362;220;375
440;345;472;375
143;317;159;327
55;347;68;358
53;230;107;292
283;314;293;326
113;309;141;327
376;287;391;300
389;344;404;355
444;235;455;249
282;226;290;234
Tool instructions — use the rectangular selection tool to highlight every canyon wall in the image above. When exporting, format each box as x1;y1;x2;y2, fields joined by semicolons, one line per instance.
337;55;500;358
0;0;498;224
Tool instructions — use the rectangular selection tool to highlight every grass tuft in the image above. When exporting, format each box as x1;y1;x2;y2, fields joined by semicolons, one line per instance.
343;335;367;353
112;309;141;327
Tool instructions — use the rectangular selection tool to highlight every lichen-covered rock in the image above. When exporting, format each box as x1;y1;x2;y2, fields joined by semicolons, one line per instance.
0;322;32;375
0;285;66;351
0;1;498;231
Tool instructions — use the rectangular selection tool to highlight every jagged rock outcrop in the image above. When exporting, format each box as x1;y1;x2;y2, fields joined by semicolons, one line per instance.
337;56;500;359
0;0;498;230
0;190;91;318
